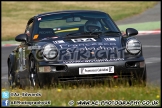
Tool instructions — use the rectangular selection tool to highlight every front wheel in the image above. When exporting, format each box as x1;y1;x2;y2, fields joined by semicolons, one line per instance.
129;67;147;86
29;55;40;88
20;56;40;89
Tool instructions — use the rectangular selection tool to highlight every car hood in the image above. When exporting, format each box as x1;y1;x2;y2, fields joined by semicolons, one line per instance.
36;36;124;62
38;36;122;49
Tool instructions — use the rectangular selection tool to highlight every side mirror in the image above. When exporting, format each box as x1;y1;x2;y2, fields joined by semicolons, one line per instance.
15;34;28;42
126;28;138;37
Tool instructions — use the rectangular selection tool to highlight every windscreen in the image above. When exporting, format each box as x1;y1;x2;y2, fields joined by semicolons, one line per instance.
35;12;120;39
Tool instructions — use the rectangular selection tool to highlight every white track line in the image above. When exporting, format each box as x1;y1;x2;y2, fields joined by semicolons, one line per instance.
142;45;160;47
1;76;8;79
145;57;160;64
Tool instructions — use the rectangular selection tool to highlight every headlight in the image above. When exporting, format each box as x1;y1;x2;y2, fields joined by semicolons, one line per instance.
43;44;58;59
126;38;141;54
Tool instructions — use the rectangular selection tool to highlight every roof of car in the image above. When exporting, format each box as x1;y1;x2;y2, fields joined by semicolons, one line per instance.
36;10;107;17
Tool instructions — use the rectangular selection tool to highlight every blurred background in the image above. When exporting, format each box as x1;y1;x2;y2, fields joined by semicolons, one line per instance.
2;1;159;40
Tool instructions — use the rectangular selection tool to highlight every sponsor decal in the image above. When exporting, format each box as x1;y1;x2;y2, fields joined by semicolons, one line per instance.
53;40;65;44
110;43;116;45
71;38;96;43
38;18;41;21
63;58;124;64
104;38;116;41
59;42;116;48
18;47;26;71
39;31;53;34
79;66;114;75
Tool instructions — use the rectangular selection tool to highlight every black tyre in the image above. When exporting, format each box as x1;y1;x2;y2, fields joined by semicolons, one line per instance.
128;67;147;86
141;66;147;86
8;61;18;88
19;78;31;89
29;55;40;88
19;55;40;89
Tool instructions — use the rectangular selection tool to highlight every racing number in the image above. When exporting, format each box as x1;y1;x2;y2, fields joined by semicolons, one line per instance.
72;38;96;42
18;47;26;71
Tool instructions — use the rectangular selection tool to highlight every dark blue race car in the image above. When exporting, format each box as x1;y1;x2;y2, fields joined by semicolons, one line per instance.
7;10;147;88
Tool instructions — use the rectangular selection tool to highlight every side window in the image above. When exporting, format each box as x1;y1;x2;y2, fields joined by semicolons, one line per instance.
25;21;33;41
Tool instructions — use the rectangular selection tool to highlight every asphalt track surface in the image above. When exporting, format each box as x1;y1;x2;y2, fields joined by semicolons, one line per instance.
115;2;161;25
1;34;161;88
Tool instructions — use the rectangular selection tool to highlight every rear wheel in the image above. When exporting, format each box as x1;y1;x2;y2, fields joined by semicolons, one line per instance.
8;61;18;88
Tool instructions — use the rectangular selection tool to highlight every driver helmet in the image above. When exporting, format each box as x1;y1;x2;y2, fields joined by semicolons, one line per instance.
84;20;102;32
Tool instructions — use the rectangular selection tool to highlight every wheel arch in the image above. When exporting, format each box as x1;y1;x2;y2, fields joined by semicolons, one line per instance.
7;53;15;73
28;50;38;61
28;52;38;73
29;53;34;61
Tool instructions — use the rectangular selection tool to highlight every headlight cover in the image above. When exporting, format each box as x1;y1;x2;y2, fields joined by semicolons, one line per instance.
43;43;58;59
126;38;141;54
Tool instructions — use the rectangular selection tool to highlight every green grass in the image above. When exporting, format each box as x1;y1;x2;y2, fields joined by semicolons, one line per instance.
118;21;161;31
2;1;158;40
3;84;160;107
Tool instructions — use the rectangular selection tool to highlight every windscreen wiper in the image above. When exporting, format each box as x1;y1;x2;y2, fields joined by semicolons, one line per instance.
86;31;103;35
66;32;82;37
66;31;102;37
103;31;121;34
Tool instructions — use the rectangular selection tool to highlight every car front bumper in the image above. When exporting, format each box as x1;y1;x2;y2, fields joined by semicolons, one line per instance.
36;58;146;84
